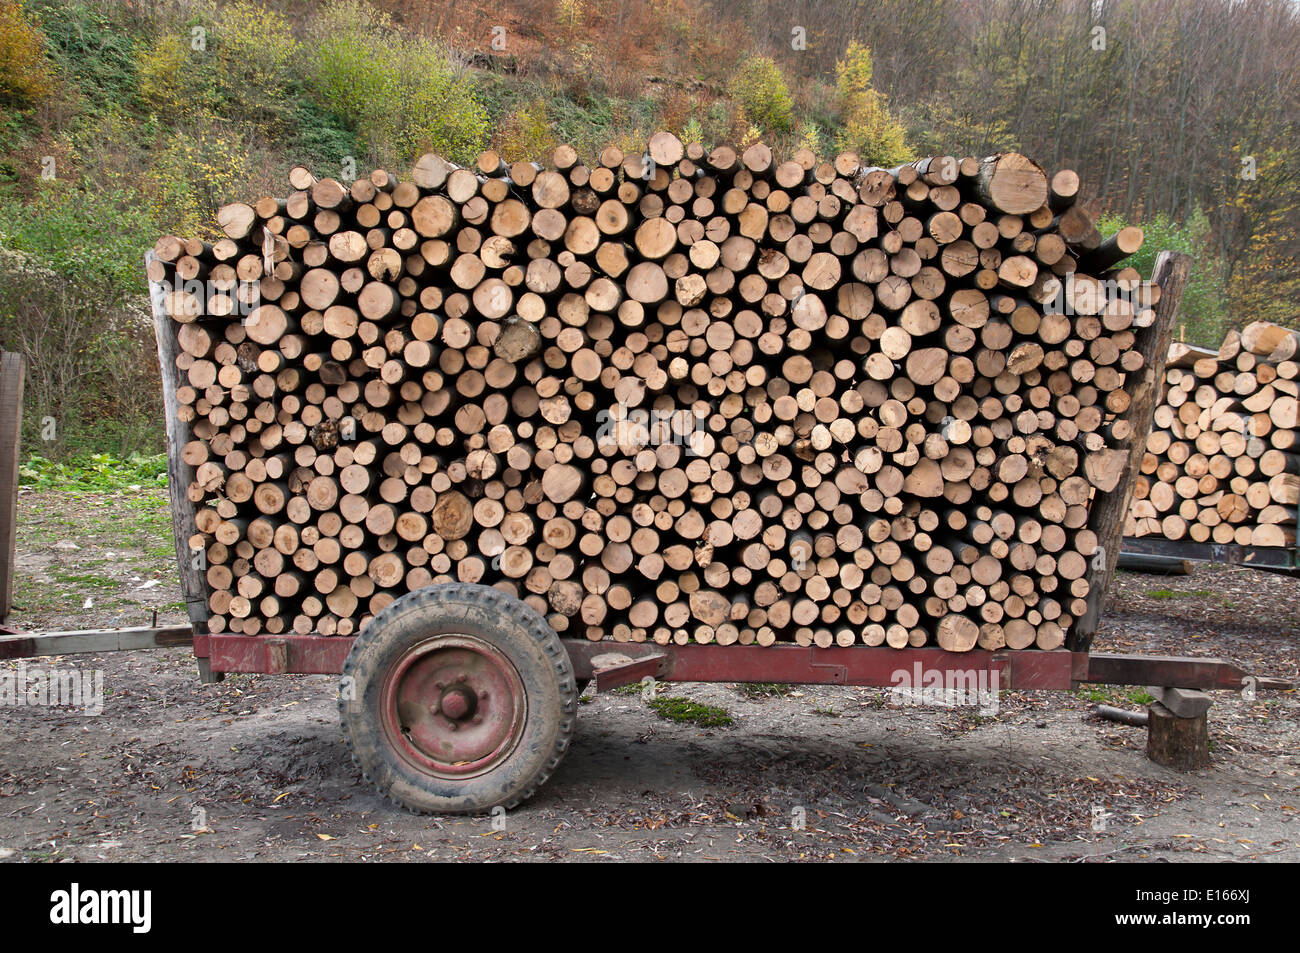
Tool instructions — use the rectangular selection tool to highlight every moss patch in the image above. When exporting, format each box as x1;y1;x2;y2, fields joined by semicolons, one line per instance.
646;696;733;728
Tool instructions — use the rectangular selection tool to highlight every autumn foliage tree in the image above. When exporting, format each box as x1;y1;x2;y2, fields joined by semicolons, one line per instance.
0;0;53;106
833;41;909;166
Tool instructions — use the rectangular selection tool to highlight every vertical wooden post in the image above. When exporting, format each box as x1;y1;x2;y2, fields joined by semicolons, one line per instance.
0;352;25;624
147;253;219;681
1070;251;1192;652
1146;688;1212;770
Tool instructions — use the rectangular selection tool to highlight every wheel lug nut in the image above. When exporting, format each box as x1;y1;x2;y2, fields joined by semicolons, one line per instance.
456;674;467;683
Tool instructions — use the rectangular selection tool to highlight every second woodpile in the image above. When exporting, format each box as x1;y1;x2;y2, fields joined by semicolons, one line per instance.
152;132;1162;652
1127;321;1299;547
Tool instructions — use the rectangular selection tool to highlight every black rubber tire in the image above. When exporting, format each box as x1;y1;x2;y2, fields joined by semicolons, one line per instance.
339;583;577;814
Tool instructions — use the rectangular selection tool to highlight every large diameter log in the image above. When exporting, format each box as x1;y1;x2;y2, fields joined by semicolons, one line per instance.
217;202;256;239
495;316;541;362
1242;321;1300;362
974;154;1048;215
935;613;978;652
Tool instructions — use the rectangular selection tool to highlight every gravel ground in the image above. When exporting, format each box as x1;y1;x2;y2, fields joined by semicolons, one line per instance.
0;488;1296;862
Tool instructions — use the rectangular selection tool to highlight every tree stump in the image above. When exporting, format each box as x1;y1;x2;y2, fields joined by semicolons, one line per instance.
1146;699;1210;770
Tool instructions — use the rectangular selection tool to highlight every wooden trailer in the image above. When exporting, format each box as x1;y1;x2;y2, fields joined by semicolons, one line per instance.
1;245;1289;814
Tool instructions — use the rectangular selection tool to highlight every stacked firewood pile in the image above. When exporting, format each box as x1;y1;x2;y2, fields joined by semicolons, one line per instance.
1126;322;1299;548
150;133;1162;652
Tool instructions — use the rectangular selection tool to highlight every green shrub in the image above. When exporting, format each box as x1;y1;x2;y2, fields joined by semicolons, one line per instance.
285;97;359;172
29;0;137;113
727;56;793;134
302;0;489;166
499;97;558;161
0;260;162;459
19;452;168;490
137;2;297;135
0;178;157;298
794;120;824;157
137;31;222;118
215;0;298;133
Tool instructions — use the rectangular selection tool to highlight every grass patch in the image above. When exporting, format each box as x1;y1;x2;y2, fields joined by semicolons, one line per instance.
646;695;733;728
12;575;65;612
19;489;174;564
50;571;120;591
1077;684;1156;707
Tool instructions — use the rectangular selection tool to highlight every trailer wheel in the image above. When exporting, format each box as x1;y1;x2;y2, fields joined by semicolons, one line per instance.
339;583;577;814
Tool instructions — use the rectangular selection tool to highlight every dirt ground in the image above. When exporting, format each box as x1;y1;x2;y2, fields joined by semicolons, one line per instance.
1;488;1296;862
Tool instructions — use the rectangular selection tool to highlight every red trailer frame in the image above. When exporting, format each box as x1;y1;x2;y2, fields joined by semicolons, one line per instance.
194;629;1283;694
2;625;1285;700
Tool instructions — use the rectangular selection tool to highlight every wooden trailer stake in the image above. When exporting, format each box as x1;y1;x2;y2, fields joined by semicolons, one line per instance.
1071;252;1191;652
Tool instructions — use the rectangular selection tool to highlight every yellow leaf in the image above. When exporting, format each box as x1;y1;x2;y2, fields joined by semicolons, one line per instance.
317;833;334;841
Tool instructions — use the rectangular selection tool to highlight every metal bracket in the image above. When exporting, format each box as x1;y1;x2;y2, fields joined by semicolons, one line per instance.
808;649;847;684
590;652;667;693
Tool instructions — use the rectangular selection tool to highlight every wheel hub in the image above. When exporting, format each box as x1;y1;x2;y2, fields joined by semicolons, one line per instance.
438;685;476;721
381;635;526;778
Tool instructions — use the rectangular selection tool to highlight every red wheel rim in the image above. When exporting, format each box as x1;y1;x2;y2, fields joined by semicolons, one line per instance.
380;635;527;778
